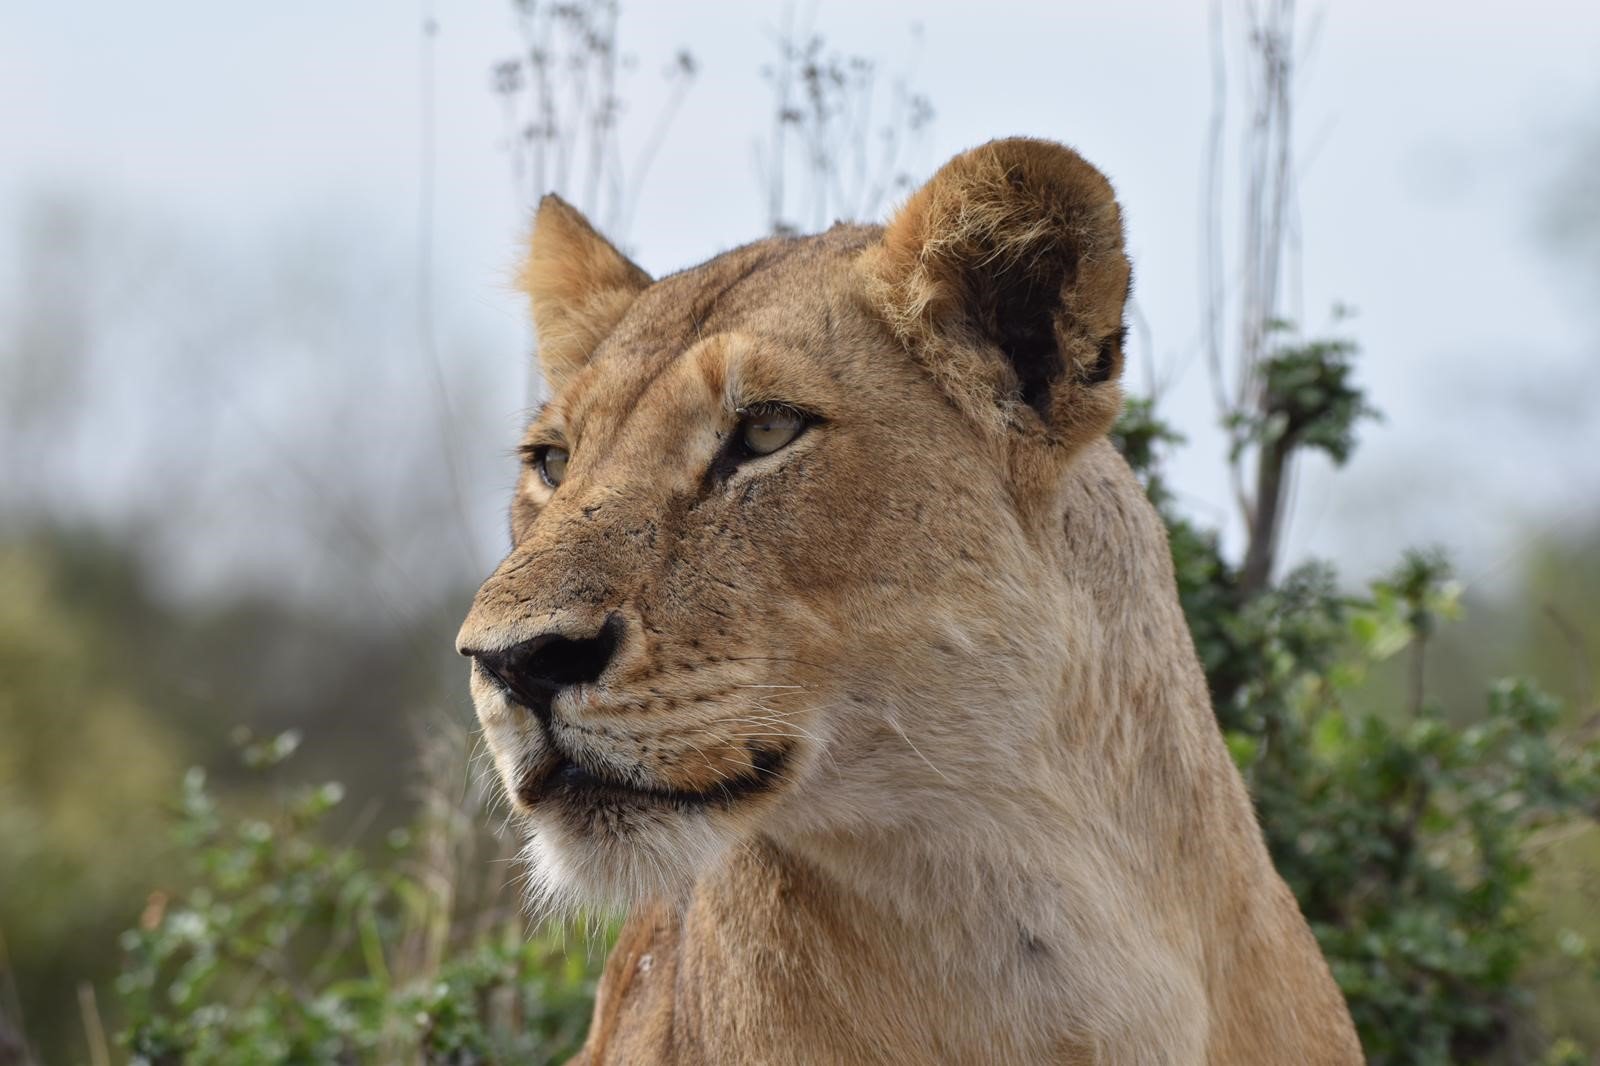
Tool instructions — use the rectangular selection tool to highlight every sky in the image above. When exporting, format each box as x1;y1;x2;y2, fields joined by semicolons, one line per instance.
4;0;1599;597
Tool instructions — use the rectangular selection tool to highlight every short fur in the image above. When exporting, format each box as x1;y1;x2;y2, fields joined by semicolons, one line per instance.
459;138;1363;1064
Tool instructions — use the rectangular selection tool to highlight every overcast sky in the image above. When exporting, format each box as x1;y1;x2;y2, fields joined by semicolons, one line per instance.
4;0;1599;594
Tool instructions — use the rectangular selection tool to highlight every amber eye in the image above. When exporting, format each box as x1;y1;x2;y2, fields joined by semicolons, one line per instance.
537;446;569;488
738;405;807;456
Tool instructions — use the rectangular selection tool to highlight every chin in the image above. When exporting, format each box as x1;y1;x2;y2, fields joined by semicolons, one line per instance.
490;718;802;916
520;801;736;916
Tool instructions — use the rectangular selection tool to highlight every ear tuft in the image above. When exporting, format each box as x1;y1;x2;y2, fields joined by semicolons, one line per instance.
863;138;1130;449
518;195;652;393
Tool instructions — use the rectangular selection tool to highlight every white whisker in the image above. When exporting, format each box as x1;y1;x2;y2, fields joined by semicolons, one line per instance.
887;714;950;784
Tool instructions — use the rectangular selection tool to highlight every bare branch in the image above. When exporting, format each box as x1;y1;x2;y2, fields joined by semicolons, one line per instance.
758;7;933;235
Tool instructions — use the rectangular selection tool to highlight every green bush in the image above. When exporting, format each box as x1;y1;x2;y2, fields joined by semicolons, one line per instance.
116;733;598;1066
1120;368;1600;1061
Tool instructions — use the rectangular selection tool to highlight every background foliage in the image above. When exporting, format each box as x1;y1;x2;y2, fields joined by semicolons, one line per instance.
1120;395;1600;1065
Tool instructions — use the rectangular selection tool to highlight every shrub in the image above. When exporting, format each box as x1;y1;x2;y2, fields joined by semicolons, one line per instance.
1120;378;1600;1062
116;732;598;1066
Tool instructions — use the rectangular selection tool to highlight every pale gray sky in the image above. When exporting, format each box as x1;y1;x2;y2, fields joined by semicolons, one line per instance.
4;0;1598;596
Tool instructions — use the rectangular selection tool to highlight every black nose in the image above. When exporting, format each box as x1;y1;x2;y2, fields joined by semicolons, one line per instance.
472;616;621;717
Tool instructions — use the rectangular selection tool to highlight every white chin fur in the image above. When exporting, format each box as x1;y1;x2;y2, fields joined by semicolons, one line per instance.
521;805;734;919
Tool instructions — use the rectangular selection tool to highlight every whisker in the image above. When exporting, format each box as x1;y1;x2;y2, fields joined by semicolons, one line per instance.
726;713;831;749
673;731;733;784
887;715;950;784
723;654;827;670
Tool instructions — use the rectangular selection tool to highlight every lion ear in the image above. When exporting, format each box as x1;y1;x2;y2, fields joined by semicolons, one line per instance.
517;194;652;393
863;138;1131;450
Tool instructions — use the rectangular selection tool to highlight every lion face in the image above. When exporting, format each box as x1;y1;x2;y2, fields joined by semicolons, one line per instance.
458;139;1131;911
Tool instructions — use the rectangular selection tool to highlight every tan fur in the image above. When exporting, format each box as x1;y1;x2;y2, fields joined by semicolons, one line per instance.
460;139;1363;1064
862;138;1128;453
518;194;653;392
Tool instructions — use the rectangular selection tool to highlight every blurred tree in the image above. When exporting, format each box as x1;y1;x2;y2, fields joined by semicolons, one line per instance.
0;193;509;610
1541;95;1600;297
1198;0;1384;595
0;521;487;1063
1426;526;1600;1053
0;534;185;1064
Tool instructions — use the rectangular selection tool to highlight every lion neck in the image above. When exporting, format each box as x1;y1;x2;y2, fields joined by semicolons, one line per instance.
658;695;1241;1064
634;447;1258;1062
581;444;1352;1065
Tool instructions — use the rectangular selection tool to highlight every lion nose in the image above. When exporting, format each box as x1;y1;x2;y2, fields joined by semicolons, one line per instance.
466;616;622;716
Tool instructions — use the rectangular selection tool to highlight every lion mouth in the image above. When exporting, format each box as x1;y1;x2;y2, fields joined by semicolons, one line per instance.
517;744;790;812
481;663;795;812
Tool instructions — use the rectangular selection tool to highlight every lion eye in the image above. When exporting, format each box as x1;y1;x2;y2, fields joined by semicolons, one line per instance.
537;446;569;488
739;406;807;456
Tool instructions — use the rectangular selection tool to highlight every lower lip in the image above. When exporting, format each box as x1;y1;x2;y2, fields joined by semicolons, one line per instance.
549;760;610;792
526;758;702;809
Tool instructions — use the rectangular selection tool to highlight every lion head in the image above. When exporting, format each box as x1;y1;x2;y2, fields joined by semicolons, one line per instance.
457;138;1132;912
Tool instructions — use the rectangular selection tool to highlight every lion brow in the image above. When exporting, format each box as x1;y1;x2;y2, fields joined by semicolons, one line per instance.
523;400;552;429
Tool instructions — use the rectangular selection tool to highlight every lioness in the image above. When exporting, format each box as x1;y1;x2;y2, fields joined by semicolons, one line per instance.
458;138;1362;1064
